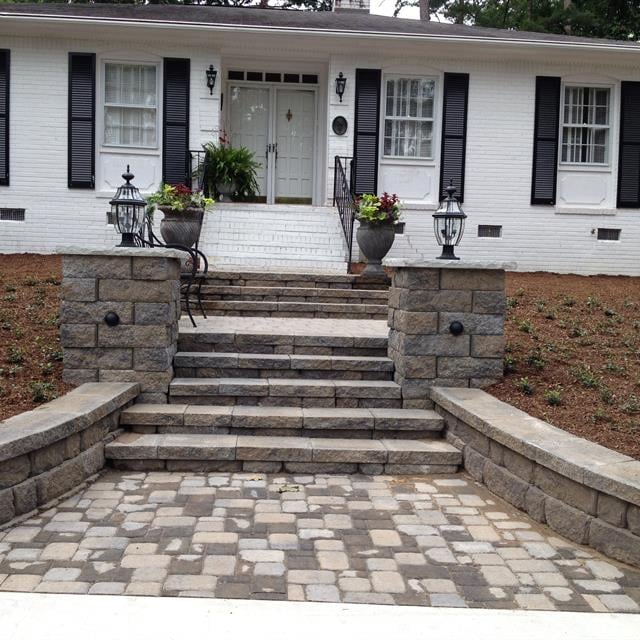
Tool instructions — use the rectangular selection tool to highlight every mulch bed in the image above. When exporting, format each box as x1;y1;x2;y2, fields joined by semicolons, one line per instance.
489;272;640;460
0;254;71;421
1;256;638;461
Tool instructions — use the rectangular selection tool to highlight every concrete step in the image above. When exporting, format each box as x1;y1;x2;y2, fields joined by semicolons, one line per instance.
178;320;388;357
168;377;402;408
198;300;388;319
120;405;445;439
200;285;389;304
173;352;394;381
105;432;461;474
203;271;389;290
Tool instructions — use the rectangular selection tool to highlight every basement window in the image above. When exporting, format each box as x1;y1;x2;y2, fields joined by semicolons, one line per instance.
0;208;25;222
478;225;502;238
596;228;621;241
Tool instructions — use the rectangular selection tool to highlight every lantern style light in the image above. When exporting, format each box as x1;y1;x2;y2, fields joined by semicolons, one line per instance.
109;166;147;248
335;72;347;103
206;65;217;95
432;180;467;260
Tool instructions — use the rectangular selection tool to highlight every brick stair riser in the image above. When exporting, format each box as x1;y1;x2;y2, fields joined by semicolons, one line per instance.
202;273;389;291
111;460;459;474
210;258;347;271
169;395;403;409
174;367;392;381
200;287;389;304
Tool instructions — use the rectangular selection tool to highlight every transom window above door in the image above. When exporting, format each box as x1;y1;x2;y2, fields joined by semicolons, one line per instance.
383;76;436;160
561;86;610;165
104;62;158;148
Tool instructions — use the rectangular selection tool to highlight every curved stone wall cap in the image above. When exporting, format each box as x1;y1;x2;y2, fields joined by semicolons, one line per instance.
56;246;185;260
383;258;517;270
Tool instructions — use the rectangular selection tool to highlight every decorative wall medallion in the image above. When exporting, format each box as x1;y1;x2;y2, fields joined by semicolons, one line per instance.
332;116;348;136
286;109;293;122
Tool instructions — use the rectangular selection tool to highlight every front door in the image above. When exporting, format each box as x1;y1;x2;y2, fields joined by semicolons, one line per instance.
228;84;316;204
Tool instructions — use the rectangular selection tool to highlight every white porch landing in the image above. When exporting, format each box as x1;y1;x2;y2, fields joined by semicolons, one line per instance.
200;204;348;273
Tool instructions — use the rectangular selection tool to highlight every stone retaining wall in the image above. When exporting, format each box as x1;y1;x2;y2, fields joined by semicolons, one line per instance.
0;382;138;526
59;247;182;403
432;387;640;569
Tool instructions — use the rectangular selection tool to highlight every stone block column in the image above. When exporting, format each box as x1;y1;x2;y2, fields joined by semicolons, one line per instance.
59;248;183;403
385;259;510;409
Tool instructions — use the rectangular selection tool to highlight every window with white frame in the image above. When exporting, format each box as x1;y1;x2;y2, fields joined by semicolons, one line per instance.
561;86;610;165
104;63;158;148
383;76;435;159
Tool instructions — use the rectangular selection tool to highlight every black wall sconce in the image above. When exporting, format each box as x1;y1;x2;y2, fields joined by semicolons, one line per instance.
335;72;347;102
206;65;217;95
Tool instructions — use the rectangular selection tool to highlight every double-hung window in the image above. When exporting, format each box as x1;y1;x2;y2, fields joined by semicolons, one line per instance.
561;86;610;165
104;62;157;148
383;76;435;160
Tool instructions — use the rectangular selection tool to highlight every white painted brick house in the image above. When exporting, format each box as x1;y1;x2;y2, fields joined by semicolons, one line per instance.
1;3;640;275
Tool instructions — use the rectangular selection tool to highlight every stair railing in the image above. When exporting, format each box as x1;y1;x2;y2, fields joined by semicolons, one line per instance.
333;155;357;273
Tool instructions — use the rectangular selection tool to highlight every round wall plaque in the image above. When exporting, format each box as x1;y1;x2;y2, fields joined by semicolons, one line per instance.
332;116;348;136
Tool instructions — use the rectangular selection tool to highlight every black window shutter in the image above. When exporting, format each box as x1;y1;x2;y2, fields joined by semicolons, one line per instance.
439;73;469;202
531;76;561;205
353;68;381;195
163;58;190;186
617;81;640;208
68;53;96;189
0;50;9;186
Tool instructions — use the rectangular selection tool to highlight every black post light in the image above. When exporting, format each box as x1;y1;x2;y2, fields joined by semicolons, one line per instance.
110;166;147;248
433;180;467;260
335;72;347;103
206;65;217;95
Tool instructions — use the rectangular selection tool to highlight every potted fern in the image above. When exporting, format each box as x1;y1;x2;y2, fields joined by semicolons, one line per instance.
202;141;260;201
355;193;402;276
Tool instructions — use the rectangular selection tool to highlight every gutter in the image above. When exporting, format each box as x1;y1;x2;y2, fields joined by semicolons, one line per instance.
1;12;639;54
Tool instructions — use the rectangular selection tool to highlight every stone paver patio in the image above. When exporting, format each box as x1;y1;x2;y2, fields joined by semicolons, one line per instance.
0;471;639;613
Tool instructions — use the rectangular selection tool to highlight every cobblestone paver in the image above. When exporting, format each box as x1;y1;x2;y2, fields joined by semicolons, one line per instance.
0;471;639;612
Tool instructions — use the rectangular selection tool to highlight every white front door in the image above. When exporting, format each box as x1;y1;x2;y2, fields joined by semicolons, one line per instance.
228;84;316;204
275;89;315;202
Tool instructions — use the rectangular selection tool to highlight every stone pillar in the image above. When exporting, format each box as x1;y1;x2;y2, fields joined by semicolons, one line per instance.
59;248;183;403
386;260;510;409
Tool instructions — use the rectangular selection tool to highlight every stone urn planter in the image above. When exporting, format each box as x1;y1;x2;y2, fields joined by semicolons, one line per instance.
215;181;237;202
356;221;396;277
158;207;203;248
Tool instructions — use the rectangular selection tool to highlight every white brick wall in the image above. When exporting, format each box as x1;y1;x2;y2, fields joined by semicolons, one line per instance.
0;33;219;253
1;28;639;276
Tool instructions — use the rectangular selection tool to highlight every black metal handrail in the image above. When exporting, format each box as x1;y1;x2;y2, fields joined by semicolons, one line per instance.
333;155;357;273
189;149;211;197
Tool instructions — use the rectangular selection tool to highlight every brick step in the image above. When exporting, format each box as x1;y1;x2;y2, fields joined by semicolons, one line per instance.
169;377;402;408
209;257;348;273
198;300;388;319
178;327;388;357
200;285;389;304
120;405;444;439
105;432;461;474
202;271;390;290
215;231;345;244
173;352;394;381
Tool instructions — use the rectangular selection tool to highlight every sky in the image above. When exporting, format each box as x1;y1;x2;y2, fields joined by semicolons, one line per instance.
370;0;421;19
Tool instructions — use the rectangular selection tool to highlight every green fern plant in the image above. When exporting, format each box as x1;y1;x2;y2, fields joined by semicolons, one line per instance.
202;142;260;201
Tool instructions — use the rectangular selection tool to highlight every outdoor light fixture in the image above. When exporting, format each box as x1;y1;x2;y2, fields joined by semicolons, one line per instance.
433;180;467;260
206;65;217;95
109;166;147;248
335;72;347;102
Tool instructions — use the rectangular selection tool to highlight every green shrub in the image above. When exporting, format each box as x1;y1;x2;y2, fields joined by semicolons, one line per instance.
544;388;562;406
28;381;56;404
6;345;24;365
572;365;599;389
515;377;534;395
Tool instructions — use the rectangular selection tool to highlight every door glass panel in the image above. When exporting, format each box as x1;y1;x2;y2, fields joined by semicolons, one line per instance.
228;85;269;198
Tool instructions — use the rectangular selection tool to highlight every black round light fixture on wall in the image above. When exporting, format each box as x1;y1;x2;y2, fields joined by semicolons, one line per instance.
206;65;217;95
332;116;348;136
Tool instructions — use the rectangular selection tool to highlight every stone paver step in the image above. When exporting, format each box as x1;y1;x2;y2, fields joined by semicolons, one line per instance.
198;300;388;319
203;271;390;290
120;404;444;438
169;378;402;408
173;352;394;381
200;285;389;303
105;433;461;473
178;316;388;357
